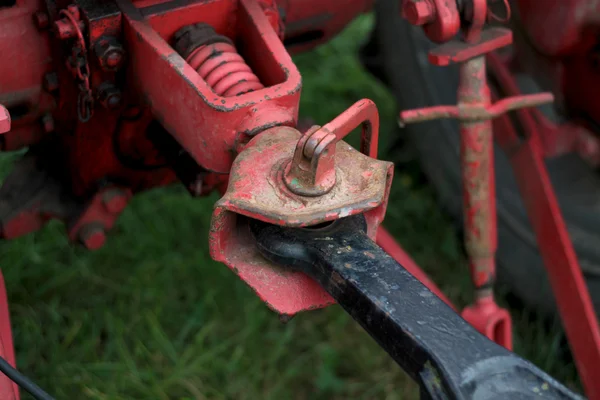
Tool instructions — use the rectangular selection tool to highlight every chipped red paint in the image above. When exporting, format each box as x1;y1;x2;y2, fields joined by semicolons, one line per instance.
1;0;599;397
210;100;393;315
401;0;600;395
400;0;555;352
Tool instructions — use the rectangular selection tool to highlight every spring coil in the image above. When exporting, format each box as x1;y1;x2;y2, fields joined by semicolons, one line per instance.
186;42;264;97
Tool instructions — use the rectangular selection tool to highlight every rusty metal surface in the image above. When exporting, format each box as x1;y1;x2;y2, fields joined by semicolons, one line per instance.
216;128;392;228
402;0;600;395
209;100;393;315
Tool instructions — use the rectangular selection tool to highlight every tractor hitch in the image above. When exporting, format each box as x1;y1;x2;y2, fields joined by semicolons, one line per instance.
209;99;394;317
249;213;583;400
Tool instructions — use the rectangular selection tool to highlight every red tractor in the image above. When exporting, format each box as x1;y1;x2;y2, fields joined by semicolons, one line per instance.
0;0;597;398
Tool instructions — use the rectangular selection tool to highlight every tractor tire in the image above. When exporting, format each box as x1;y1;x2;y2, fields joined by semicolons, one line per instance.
362;0;600;317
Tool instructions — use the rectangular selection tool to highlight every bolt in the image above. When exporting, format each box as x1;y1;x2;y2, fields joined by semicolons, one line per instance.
97;82;122;110
402;0;435;26
43;72;59;93
0;106;10;134
78;223;106;250
33;11;50;30
94;37;126;72
102;188;128;214
41;113;54;133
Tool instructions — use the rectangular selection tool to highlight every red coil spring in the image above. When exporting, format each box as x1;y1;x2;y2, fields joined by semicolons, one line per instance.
187;42;264;97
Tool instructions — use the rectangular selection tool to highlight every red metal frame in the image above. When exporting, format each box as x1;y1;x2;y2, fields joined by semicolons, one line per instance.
489;51;600;399
1;0;600;398
0;272;18;400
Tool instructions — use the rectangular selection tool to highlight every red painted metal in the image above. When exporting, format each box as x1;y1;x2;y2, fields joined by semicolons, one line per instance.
67;186;133;250
210;99;394;315
0;106;10;134
400;0;460;44
511;0;600;161
488;52;600;399
375;226;455;310
0;272;18;400
400;0;555;351
186;42;265;96
0;0;599;396
514;0;600;57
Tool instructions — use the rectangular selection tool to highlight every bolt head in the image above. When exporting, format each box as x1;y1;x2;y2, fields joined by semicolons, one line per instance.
94;37;126;72
105;51;123;68
79;224;106;250
106;93;122;109
97;83;122;110
402;0;435;26
33;11;49;30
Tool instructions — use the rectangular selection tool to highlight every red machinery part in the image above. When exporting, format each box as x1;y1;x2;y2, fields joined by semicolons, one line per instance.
399;0;552;352
0;272;18;400
514;0;600;56
400;0;460;43
488;51;600;399
402;0;600;396
511;0;600;160
209;99;394;316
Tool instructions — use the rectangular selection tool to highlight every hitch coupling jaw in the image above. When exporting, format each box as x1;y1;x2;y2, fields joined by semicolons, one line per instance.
209;99;394;317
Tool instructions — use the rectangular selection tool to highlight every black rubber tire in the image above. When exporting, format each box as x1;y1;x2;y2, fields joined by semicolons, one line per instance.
364;0;600;317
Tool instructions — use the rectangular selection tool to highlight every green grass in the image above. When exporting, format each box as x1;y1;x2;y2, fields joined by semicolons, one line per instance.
1;14;579;399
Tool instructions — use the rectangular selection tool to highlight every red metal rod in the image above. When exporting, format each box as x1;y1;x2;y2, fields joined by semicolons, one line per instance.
459;56;498;294
398;105;459;126
493;108;600;398
0;271;18;400
398;93;553;127
376;226;456;310
514;138;600;400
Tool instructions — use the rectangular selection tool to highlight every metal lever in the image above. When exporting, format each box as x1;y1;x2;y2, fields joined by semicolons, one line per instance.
249;215;583;400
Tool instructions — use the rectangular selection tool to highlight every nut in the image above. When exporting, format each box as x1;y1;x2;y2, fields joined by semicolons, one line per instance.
94;37;126;72
97;82;122;110
0;106;10;134
402;0;435;26
172;23;232;60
